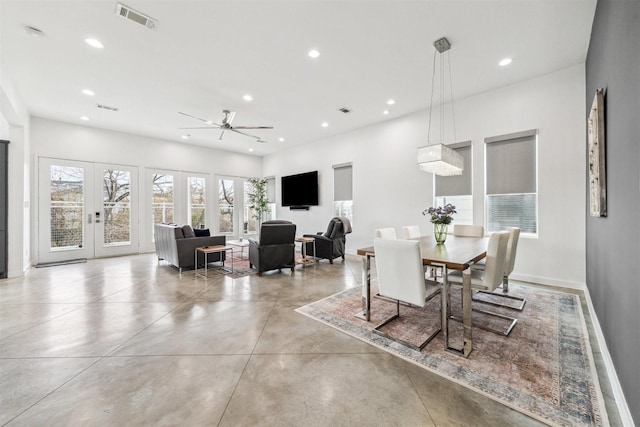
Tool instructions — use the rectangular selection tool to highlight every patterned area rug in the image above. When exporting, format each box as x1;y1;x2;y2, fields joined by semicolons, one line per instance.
296;283;608;426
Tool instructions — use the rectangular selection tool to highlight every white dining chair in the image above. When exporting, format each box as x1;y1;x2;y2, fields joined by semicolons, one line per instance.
446;231;517;336
402;225;421;239
373;238;442;350
375;228;397;239
453;224;484;237
472;227;526;310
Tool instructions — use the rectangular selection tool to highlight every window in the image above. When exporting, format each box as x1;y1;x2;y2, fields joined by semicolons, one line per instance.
434;142;472;225
151;173;174;235
333;164;353;223
243;180;257;235
485;130;537;234
218;178;234;234
188;176;206;229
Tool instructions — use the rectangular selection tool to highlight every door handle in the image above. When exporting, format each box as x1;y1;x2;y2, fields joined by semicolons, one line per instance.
95;211;101;223
88;213;92;224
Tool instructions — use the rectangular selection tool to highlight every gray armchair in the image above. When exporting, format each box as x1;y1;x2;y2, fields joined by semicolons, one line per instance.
303;217;351;264
249;220;296;276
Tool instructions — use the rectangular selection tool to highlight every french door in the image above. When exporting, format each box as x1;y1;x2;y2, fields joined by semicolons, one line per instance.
38;158;139;263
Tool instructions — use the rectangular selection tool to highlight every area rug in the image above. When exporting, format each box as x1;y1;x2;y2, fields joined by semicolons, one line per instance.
296;283;608;427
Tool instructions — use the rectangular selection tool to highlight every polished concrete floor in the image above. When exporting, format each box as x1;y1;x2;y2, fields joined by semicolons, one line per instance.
0;253;622;426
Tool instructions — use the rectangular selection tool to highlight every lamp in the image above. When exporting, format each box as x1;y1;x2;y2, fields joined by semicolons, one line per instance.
417;37;464;176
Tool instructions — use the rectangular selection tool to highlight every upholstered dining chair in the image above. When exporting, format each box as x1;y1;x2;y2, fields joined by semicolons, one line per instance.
373;238;442;350
402;225;421;239
446;231;517;336
375;228;397;239
471;227;526;311
453;224;484;237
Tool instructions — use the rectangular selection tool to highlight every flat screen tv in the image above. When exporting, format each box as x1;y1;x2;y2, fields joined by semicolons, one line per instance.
281;171;319;207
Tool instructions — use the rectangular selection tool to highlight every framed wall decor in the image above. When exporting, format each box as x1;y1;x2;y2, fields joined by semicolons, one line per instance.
588;88;606;217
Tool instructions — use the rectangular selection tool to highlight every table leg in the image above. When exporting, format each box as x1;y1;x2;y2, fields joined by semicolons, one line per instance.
443;264;473;358
355;253;372;321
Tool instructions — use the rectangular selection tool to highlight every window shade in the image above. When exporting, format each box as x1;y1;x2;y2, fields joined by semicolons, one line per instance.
435;142;472;197
266;177;276;203
485;132;537;195
333;164;352;201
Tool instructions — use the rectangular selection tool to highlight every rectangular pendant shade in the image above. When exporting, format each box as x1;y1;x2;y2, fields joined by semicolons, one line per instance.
417;144;464;176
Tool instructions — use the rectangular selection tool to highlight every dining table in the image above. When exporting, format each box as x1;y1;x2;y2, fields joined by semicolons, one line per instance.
356;234;489;357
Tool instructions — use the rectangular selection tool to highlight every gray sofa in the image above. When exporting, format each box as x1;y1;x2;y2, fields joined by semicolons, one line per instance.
154;223;225;273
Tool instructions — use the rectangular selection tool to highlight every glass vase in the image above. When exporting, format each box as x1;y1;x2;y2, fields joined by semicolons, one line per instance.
433;223;448;245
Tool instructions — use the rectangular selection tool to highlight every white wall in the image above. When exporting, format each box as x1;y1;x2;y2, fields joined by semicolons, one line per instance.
1;72;31;278
30;117;262;260
264;65;586;288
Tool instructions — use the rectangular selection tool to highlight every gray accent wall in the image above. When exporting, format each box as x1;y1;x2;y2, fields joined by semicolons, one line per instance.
585;0;640;423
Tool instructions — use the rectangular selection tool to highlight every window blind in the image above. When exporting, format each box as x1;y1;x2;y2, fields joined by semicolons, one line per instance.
485;131;537;195
333;164;352;201
435;141;472;197
266;177;276;203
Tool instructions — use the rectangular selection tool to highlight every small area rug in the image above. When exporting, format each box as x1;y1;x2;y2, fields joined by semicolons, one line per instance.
296;283;607;426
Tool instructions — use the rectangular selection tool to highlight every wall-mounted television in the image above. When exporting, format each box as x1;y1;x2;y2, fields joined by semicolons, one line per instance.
281;171;319;207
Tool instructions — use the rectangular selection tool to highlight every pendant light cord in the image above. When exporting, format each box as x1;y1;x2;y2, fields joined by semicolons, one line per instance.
427;49;437;145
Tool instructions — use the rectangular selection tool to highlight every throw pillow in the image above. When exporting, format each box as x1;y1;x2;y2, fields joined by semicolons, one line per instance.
194;228;210;237
182;225;196;238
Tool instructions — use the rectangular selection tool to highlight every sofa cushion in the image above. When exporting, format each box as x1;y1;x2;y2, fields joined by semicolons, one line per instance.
194;228;210;237
182;225;196;238
173;227;185;239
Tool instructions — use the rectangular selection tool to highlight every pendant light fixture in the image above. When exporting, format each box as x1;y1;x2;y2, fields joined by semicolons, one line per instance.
417;37;464;176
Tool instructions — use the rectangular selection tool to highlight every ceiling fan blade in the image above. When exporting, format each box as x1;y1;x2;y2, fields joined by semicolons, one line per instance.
179;126;222;129
219;129;226;140
232;126;274;130
230;128;261;139
178;111;219;125
226;110;236;125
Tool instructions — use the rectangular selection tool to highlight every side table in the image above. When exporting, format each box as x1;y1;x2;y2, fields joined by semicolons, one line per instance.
295;236;316;266
227;239;250;260
195;245;234;278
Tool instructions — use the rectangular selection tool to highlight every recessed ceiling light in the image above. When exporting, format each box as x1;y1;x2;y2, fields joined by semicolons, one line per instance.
321;122;329;128
308;49;320;58
84;38;104;49
181;134;190;139
206;120;213;125
278;137;284;142
24;25;45;37
383;110;389;115
248;148;254;152
499;58;513;66
243;94;253;101
80;116;89;121
82;89;95;96
386;99;396;105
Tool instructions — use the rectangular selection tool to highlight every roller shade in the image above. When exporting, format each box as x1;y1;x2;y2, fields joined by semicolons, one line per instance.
333;164;352;201
485;130;537;195
435;141;471;197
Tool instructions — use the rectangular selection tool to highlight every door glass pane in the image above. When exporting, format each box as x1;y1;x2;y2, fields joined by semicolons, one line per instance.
103;169;131;246
188;176;206;229
218;179;234;234
50;165;84;250
244;181;257;235
152;174;174;235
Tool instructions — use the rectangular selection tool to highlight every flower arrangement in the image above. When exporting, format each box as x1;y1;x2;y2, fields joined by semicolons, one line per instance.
422;204;457;225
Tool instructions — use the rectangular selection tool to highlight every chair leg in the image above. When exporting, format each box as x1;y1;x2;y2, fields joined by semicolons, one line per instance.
472;276;526;311
372;298;441;351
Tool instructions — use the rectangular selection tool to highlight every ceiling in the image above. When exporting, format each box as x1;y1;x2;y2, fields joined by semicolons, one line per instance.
1;0;596;156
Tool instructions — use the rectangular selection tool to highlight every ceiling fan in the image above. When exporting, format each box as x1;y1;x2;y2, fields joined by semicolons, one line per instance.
178;110;273;142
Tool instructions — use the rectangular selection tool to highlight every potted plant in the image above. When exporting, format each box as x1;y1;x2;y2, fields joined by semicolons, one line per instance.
246;178;270;232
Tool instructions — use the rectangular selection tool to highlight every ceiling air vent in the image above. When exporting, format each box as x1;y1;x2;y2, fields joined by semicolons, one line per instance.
97;104;119;112
338;107;352;114
115;3;158;30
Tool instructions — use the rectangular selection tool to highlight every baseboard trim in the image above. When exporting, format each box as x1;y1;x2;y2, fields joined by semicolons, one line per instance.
510;273;585;290
583;285;635;426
